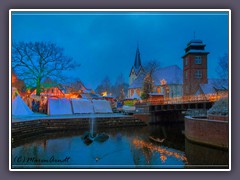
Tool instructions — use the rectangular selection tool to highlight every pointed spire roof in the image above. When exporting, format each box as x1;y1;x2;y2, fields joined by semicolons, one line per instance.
130;45;143;76
134;46;142;69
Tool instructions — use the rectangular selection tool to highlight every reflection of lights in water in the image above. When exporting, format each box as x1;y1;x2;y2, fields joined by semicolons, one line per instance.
160;155;167;163
132;139;188;164
95;157;100;162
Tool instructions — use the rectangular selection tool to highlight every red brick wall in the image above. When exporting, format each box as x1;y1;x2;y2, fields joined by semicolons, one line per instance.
183;54;208;96
184;116;229;148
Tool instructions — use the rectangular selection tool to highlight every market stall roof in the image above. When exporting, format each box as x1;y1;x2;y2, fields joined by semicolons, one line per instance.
12;95;33;116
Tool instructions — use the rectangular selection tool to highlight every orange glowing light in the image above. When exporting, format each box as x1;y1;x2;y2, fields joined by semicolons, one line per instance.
102;91;107;97
160;155;167;163
132;139;188;163
160;79;167;85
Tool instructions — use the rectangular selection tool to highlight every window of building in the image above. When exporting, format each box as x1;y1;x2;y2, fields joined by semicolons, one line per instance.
185;71;188;79
185;57;188;66
136;88;141;96
194;56;202;64
131;89;134;96
195;70;202;79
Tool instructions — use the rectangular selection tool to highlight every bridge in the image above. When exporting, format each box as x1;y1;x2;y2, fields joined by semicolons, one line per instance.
134;93;228;124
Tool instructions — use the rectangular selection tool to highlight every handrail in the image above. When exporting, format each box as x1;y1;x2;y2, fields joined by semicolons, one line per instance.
145;93;228;105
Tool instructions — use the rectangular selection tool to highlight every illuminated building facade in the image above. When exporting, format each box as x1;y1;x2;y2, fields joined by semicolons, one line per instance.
182;39;209;96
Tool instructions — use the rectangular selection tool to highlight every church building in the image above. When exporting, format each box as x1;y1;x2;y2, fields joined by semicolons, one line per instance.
128;46;183;99
128;39;228;101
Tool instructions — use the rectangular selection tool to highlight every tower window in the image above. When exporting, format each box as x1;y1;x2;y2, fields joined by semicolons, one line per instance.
185;71;188;79
195;70;202;79
185;57;188;66
195;56;202;64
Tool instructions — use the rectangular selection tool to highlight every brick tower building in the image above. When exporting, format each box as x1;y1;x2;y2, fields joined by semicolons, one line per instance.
182;39;209;96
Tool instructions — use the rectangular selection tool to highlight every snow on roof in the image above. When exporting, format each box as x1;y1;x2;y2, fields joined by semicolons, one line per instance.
187;42;204;46
153;65;183;86
188;39;203;44
81;93;102;100
129;65;183;89
208;78;229;90
83;89;92;93
197;78;229;95
182;49;209;57
199;84;216;94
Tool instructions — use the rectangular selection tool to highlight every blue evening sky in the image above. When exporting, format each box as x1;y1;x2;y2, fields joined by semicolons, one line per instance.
11;11;229;89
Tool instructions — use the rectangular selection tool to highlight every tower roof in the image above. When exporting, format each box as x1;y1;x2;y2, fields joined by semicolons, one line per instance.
182;39;209;58
132;46;143;75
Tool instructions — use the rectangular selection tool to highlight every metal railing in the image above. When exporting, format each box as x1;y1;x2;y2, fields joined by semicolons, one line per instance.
146;92;228;105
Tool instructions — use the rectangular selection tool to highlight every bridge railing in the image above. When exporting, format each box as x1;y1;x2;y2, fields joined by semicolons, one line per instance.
147;92;228;105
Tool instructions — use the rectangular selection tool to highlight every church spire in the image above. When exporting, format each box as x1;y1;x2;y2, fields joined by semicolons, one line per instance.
129;45;144;86
134;45;142;69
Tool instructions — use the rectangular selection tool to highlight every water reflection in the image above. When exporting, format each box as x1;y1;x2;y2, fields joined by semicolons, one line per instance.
12;124;228;169
132;139;187;167
185;139;229;168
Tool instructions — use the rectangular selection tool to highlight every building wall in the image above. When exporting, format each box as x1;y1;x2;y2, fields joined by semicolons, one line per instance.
185;116;228;149
129;69;137;85
183;54;208;96
31;87;65;97
168;84;183;98
128;88;141;97
128;84;182;99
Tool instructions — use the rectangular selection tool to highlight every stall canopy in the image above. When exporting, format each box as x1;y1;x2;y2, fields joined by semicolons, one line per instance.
71;98;94;114
12;95;33;116
92;100;113;113
48;98;73;115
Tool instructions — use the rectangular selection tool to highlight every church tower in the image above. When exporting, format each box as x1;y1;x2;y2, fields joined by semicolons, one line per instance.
182;39;209;96
129;46;144;85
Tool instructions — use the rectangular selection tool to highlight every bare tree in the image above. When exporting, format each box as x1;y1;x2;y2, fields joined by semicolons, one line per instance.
143;60;161;76
141;60;160;100
216;53;229;81
112;73;129;100
65;79;86;93
12;41;79;95
95;76;112;95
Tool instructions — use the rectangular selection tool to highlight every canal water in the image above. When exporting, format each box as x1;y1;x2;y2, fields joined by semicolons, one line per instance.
12;124;229;169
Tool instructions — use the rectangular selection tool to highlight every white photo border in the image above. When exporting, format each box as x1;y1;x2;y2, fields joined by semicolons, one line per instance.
9;9;231;172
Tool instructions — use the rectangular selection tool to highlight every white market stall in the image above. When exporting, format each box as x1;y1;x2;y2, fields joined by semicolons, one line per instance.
12;95;33;116
48;98;73;115
92;100;113;113
71;98;94;114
